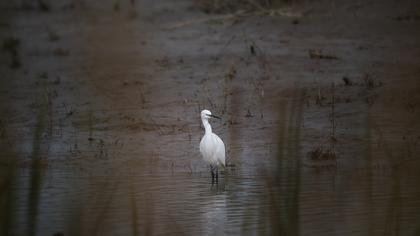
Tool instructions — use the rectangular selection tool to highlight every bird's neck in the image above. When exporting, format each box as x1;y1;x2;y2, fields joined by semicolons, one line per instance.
202;118;212;135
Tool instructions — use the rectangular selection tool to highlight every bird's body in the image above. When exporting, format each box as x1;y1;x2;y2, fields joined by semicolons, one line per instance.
200;132;225;166
199;110;225;182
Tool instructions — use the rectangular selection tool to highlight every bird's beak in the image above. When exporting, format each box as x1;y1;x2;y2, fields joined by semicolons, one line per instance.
209;114;221;119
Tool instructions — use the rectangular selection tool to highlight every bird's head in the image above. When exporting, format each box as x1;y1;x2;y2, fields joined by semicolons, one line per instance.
201;109;221;120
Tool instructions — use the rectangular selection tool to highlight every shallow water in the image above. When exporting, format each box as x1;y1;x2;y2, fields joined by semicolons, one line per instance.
4;154;420;235
1;0;420;235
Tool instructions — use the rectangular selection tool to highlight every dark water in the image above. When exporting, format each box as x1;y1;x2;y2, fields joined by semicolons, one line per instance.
2;0;420;235
3;145;420;236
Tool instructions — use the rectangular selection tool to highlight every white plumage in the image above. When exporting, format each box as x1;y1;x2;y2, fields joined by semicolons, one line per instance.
199;109;225;181
200;132;225;166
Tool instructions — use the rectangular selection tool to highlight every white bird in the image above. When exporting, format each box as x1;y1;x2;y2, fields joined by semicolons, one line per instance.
199;109;226;182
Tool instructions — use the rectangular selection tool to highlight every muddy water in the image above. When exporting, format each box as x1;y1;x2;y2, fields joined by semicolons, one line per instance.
1;0;420;235
4;152;420;236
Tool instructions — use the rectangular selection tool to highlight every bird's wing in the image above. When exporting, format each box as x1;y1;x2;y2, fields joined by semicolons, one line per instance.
212;133;226;166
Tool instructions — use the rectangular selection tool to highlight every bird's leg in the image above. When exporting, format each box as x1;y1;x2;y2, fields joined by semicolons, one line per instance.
210;165;215;183
215;166;219;183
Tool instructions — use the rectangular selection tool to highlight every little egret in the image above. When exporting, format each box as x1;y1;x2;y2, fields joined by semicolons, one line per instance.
199;109;226;183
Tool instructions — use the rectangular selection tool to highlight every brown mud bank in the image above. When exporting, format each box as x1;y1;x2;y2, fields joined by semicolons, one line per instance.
1;0;420;235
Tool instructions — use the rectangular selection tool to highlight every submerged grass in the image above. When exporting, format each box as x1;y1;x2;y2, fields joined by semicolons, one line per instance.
129;176;139;236
307;83;338;165
265;86;304;235
2;37;21;69
88;108;93;140
27;76;50;236
0;121;18;236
